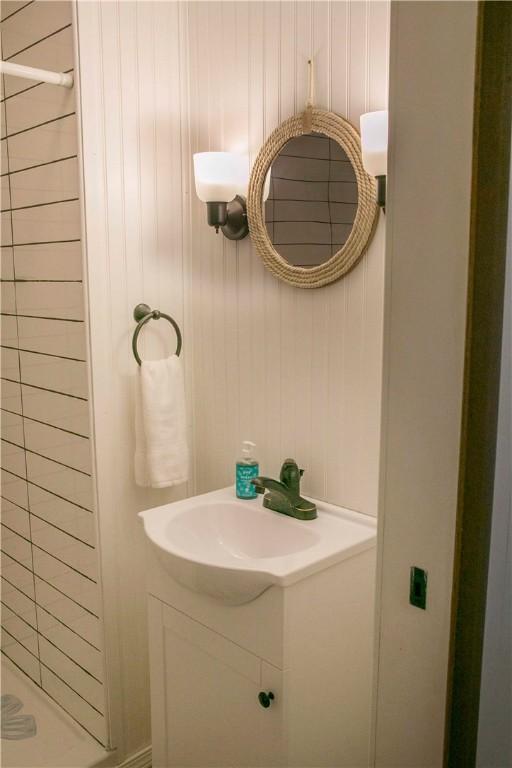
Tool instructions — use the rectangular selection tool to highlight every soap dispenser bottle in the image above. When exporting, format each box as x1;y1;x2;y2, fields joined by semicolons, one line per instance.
236;441;259;499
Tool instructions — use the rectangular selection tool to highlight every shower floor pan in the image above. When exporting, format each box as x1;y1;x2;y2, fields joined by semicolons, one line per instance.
1;656;108;768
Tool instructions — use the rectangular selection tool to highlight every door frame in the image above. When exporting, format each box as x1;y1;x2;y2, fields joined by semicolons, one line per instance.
444;2;512;765
372;1;511;765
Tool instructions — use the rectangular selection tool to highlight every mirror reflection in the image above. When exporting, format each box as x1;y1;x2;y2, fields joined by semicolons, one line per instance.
264;133;358;268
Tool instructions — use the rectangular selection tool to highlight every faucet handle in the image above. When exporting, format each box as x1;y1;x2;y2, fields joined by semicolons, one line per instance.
251;477;265;494
280;459;303;492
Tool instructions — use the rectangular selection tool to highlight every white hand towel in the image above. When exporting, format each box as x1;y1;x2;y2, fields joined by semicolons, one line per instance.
134;355;189;488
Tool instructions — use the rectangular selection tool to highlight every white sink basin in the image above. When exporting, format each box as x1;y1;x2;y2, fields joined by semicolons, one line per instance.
139;486;376;605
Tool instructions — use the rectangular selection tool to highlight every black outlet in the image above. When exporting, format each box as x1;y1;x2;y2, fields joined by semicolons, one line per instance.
410;566;428;610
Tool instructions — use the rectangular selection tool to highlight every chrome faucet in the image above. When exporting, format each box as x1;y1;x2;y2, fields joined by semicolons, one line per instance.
251;459;317;521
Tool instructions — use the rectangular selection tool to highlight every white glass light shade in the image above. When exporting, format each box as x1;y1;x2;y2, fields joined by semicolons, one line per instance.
193;152;249;203
360;110;388;177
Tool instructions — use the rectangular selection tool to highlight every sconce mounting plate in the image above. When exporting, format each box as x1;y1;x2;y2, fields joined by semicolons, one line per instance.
221;195;249;241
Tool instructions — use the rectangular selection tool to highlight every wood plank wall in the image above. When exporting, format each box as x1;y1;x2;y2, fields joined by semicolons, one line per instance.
184;1;388;512
77;0;389;757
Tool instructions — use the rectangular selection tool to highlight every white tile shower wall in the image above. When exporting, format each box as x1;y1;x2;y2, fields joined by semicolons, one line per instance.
77;0;388;759
0;0;107;746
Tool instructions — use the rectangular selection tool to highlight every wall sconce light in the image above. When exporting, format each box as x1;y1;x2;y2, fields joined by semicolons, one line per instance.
360;110;388;210
193;152;250;240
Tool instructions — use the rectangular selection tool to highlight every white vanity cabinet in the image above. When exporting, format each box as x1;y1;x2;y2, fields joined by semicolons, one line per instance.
146;543;376;768
148;598;285;768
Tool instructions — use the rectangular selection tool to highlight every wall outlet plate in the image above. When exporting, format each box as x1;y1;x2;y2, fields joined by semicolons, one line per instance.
410;566;428;610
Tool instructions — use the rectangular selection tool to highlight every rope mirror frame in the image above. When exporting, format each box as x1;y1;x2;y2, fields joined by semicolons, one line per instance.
247;108;379;289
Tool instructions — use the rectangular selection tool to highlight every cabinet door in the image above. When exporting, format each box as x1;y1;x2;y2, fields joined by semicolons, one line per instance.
148;596;168;768
261;660;287;765
150;600;283;767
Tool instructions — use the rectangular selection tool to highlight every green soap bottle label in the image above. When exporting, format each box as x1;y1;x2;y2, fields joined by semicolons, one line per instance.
236;463;259;499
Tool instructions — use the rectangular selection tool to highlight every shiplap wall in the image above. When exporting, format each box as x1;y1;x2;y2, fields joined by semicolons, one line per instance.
0;0;106;746
77;0;388;758
185;1;388;512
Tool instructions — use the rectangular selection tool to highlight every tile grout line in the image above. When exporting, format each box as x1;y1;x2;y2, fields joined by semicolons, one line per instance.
16;508;94;548
2;197;80;214
1;599;102;673
1;523;97;585
4;112;76;141
2;238;81;247
0;69;74;104
1;407;90;439
1;603;103;682
1;627;104;715
0;572;36;606
1;605;40;656
3;23;73;62
0;0;34;25
1;313;85;323
1;467;93;512
2;75;43;682
0;154;78;178
1;280;84;283
0;198;79;213
1;570;99;620
1;345;86;363
35;630;103;683
1;437;92;475
0;492;30;514
1;493;95;545
0;378;88;402
30;541;97;583
11;123;44;681
1;650;106;746
36;603;101;652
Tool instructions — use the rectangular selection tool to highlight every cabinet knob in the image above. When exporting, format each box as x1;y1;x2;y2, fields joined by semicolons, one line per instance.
258;691;275;708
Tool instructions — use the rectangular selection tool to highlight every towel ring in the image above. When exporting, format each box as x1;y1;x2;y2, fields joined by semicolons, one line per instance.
132;303;182;365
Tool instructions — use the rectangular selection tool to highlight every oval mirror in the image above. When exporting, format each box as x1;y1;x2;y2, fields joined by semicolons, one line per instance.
247;109;379;289
264;134;357;269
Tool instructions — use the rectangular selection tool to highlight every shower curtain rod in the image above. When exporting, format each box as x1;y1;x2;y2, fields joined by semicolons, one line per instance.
0;60;73;88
